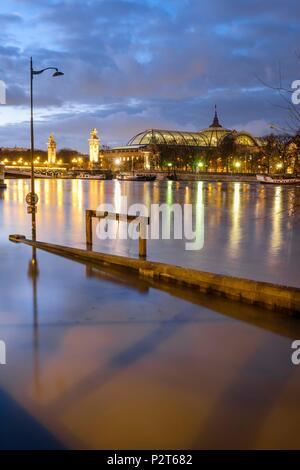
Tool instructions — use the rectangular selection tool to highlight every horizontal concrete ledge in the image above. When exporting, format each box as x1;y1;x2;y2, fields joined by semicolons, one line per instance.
9;234;300;315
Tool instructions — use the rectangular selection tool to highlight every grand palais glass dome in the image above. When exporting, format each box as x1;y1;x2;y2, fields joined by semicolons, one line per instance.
127;107;260;148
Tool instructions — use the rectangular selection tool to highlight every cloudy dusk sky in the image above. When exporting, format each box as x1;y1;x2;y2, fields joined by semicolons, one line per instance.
0;0;299;152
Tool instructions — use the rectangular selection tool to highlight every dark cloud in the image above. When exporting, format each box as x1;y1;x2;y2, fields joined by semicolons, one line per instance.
0;12;22;23
0;0;299;151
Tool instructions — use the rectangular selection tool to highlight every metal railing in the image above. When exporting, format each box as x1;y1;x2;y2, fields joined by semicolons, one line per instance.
85;209;150;258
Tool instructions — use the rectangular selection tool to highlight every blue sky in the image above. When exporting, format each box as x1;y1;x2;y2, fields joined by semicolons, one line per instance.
0;0;299;152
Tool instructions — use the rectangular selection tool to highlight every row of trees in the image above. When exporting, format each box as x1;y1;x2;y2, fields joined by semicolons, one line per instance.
147;133;300;174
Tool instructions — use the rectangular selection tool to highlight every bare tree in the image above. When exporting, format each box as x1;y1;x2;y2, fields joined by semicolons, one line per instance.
258;56;300;133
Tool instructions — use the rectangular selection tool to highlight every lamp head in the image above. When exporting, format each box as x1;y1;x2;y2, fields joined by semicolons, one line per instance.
52;70;64;77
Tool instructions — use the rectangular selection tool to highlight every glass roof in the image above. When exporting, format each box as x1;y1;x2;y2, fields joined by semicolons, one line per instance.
127;128;261;148
199;127;231;147
127;129;208;147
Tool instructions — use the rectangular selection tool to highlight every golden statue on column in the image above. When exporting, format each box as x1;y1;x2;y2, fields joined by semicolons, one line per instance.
89;128;100;164
47;133;56;164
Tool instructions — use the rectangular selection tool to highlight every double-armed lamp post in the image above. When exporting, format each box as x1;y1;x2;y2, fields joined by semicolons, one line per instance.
29;57;64;241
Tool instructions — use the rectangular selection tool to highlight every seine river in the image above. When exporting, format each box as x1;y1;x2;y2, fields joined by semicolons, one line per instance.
0;178;300;449
1;178;300;286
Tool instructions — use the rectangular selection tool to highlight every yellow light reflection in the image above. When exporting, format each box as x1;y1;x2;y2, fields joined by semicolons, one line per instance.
57;179;63;207
195;181;204;248
229;183;241;253
185;186;191;204
167;181;173;205
270;186;283;253
114;180;122;213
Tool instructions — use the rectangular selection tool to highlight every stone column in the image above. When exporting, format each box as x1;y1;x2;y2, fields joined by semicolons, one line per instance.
47;133;56;164
89;128;100;164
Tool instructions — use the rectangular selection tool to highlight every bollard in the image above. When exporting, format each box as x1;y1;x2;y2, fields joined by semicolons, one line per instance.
139;221;147;258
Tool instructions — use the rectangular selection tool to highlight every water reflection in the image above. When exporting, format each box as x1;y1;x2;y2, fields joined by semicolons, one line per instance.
114;180;122;213
1;179;300;286
270;186;283;253
1;244;300;449
184;185;191;204
27;247;41;398
229;182;242;254
166;180;173;205
1;192;300;449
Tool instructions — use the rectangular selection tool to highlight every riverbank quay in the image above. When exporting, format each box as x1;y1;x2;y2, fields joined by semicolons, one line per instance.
156;172;257;182
3;168;258;183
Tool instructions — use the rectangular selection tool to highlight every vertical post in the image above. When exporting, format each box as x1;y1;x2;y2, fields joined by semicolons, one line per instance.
30;57;36;241
86;210;93;247
139;220;147;258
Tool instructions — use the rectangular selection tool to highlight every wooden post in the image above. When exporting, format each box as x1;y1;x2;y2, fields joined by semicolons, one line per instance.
86;210;93;247
139;221;147;258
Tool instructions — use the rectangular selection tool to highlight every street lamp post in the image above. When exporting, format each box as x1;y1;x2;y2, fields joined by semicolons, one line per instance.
29;57;64;241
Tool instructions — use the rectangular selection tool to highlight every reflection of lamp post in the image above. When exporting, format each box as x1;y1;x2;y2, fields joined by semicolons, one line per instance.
28;247;39;322
29;57;64;241
27;247;40;396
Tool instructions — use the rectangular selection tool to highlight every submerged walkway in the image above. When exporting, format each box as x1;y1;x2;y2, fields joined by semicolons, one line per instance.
10;235;300;315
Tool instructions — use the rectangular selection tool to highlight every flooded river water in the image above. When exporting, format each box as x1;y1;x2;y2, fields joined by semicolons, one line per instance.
0;179;300;449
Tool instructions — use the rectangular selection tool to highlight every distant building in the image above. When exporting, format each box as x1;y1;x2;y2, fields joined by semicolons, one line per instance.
0;147;28;152
99;107;263;172
0;138;86;167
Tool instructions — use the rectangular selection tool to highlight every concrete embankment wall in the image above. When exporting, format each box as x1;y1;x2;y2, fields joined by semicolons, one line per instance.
155;172;257;182
9;235;300;315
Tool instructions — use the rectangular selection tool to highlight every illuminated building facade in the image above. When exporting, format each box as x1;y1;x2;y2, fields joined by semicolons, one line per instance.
99;107;263;172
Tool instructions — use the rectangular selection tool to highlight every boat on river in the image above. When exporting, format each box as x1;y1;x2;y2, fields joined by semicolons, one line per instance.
117;173;157;181
256;174;300;185
76;173;106;180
